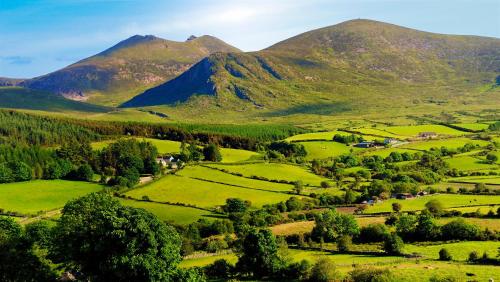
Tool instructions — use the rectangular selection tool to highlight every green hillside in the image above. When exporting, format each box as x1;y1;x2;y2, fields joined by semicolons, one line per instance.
122;19;500;120
22;35;240;106
0;87;110;113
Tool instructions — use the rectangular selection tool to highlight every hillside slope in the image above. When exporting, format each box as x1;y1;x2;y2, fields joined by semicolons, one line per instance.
22;35;240;106
122;19;500;115
0;87;110;113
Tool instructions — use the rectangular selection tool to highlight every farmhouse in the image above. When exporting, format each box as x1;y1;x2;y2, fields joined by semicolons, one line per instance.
393;193;415;200
418;132;437;139
384;138;398;145
355;141;375;148
156;156;178;169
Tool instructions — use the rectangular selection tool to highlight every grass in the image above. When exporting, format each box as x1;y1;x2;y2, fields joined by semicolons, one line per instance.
205;162;329;186
365;194;500;214
0;180;103;214
180;253;238;268
451;123;490;131
381;125;467;137
404;241;500;261
438;217;500;231
125;174;292;208
177;165;294;192
286;131;349;141
400;137;489;151
270;221;315;236
119;198;219;225
361;147;416;158
445;156;498;171
446;205;499;213
298;141;359;160
447;176;500;185
0;86;110;113
351;128;406;139
92;137;259;162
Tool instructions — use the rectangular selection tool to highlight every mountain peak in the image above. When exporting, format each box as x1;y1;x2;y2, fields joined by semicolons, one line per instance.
99;34;162;55
186;35;198;41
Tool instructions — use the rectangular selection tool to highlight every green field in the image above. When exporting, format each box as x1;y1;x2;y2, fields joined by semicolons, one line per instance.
92;137;259;162
0;180;103;214
206;162;329;186
381;125;467;137
285;130;347;141
361;147;416;158
365;194;500;214
446;156;498;171
125;174;293;208
451;123;490;131
448;176;500;185
119;198;219;225
399;137;489;151
438;217;500;231
177;165;294;192
351;128;406;139
298;141;358;160
404;241;500;261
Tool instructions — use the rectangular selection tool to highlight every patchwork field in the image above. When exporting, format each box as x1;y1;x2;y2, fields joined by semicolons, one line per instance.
381;125;467;137
451;123;490;131
0;180;103;215
206;162;329;186
298;141;358;160
177;165;294;192
365;194;500;214
446;156;498;171
92;137;259;162
399;137;489;151
125;174;293;208
119;198;220;225
361;147;416;158
404;241;500;261
448;176;500;185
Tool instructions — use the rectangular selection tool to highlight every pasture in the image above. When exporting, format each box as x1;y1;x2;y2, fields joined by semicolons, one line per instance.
125;174;293;208
206;162;329;186
177;165;294;192
0;180;103;215
298;141;357;160
285;130;347;141
448;175;500;185
365;194;500;214
451;123;490;131
92;137;259;162
399;137;489;151
361;147;416;158
404;241;500;261
381;125;467;137
446;156;498;171
119;198;219;225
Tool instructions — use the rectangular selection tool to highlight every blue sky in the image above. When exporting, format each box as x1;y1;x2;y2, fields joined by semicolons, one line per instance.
1;0;499;78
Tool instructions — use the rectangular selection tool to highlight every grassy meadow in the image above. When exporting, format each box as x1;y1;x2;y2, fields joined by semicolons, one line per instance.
125;174;293;208
0;180;103;215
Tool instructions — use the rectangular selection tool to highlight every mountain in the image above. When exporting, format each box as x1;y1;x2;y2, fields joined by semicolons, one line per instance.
121;19;500;114
0;87;110;113
21;35;240;106
0;77;24;86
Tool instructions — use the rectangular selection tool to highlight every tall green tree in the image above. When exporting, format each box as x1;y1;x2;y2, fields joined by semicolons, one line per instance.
236;228;284;278
50;193;182;282
203;143;222;162
311;209;359;242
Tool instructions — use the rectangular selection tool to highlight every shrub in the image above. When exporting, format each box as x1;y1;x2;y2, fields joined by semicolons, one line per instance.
383;233;404;255
441;219;480;240
204;259;234;279
336;235;352;253
320;181;331;188
349;267;395;282
468;251;479;262
439;248;452;261
283;259;311;280
358;224;389;243
425;199;444;215
392;202;402;213
309;258;341;282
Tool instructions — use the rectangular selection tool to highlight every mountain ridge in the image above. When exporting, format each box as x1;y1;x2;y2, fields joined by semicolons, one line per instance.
21;34;240;106
122;19;500;112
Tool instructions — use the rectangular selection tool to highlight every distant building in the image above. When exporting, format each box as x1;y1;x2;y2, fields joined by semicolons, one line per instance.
417;191;428;197
384;138;398;145
393;193;415;200
355;141;375;148
418;132;437;138
156;156;177;169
